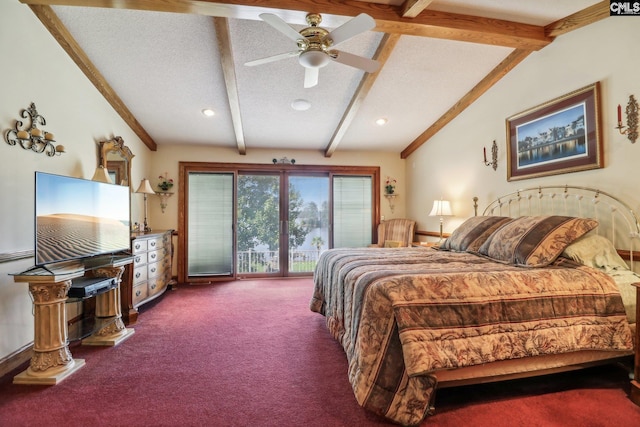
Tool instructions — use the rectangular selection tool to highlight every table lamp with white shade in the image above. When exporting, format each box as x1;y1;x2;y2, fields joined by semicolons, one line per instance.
429;199;453;243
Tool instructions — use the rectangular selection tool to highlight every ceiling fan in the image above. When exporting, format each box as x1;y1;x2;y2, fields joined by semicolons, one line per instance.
244;12;380;88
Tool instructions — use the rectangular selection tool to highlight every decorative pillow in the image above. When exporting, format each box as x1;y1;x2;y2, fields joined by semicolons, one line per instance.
477;216;598;267
384;240;402;248
562;233;628;271
440;216;513;252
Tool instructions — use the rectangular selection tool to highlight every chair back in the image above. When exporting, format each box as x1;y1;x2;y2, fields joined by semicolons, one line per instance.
376;218;416;247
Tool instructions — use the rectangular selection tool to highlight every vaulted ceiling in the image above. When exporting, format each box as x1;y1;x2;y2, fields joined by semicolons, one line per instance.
21;0;608;158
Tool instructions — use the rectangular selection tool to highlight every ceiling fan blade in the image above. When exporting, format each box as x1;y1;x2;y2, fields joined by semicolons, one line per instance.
259;13;303;42
244;51;300;67
331;50;380;73
304;67;319;88
324;13;376;47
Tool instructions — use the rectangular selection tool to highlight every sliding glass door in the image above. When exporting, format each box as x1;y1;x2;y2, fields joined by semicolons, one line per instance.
237;173;281;274
288;175;329;274
179;163;379;284
186;172;234;277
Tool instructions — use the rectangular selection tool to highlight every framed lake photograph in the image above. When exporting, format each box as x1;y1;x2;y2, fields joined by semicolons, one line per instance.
506;82;603;181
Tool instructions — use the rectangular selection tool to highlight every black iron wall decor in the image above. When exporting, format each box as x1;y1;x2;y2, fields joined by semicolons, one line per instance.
5;103;64;157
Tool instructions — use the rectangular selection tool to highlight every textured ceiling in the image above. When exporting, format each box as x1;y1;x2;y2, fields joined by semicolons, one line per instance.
43;0;603;155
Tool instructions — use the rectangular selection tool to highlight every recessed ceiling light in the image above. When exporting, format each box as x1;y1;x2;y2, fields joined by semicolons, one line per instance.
202;108;215;117
375;118;388;126
291;99;311;111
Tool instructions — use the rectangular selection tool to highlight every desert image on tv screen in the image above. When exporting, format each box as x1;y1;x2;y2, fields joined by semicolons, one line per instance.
36;173;131;266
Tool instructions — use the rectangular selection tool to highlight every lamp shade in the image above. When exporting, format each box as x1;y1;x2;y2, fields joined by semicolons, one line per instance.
429;199;452;217
91;165;112;183
136;178;156;195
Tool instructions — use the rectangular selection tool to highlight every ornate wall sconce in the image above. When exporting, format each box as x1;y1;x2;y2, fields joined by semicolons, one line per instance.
5;103;65;156
615;95;638;143
157;192;174;213
383;194;398;213
272;157;296;164
483;140;498;170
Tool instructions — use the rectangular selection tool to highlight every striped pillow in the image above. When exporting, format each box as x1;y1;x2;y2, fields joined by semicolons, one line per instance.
440;216;513;252
477;215;598;267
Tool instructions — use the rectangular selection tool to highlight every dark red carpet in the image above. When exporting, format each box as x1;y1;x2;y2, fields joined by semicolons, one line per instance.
1;278;639;426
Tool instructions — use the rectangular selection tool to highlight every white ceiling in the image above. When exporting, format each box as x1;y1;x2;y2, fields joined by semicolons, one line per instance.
37;0;603;155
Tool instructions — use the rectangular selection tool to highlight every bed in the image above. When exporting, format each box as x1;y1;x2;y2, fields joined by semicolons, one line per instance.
310;186;640;426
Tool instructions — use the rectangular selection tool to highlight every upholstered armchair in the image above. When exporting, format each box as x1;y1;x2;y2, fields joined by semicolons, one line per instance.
369;218;416;248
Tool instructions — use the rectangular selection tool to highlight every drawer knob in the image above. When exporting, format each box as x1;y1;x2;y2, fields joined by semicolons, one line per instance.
150;267;156;274
151;283;156;290
135;272;141;279
136;290;141;297
150;241;156;247
150;253;157;260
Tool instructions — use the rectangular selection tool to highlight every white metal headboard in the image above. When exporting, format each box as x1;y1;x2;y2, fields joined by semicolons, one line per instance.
481;185;640;267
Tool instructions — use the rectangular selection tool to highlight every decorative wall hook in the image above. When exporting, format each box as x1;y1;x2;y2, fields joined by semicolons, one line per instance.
483;140;498;170
615;95;638;143
4;103;64;156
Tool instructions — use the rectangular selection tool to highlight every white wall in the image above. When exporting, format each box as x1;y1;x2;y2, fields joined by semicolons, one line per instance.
0;2;150;361
406;17;640;237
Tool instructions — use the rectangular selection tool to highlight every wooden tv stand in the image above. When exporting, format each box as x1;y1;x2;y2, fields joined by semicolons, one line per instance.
11;254;134;385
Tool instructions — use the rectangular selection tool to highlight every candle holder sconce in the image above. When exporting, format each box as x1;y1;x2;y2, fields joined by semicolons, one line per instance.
4;103;65;156
484;140;498;170
383;194;398;213
157;192;174;213
615;95;638;143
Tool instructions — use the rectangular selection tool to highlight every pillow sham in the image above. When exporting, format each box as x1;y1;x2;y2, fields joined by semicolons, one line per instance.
562;233;628;271
440;216;513;252
477;215;598;267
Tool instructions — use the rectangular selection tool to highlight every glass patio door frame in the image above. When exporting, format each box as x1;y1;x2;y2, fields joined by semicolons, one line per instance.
178;162;380;284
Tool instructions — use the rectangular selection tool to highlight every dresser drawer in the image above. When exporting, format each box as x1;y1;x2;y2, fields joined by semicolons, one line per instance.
148;277;164;297
133;265;148;284
147;248;162;264
132;239;148;254
148;236;164;251
133;282;149;306
148;261;160;278
133;253;147;267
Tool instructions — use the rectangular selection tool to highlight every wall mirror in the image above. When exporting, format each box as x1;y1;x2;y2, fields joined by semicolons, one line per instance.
99;136;134;190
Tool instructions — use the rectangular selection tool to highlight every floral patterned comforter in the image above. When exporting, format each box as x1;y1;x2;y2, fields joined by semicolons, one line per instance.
310;247;633;426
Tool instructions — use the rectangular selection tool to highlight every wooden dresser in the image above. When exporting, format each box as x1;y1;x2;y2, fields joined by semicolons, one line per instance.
121;230;174;324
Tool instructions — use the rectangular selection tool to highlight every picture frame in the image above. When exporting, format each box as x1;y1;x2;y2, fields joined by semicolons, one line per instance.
506;82;603;181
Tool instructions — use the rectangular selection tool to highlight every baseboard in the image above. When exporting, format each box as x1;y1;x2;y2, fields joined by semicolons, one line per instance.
0;343;32;379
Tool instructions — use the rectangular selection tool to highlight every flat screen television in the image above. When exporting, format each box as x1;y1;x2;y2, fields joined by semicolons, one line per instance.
35;171;131;267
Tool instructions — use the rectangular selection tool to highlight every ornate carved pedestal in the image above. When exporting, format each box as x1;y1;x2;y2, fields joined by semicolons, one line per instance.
12;256;134;385
13;280;85;385
82;266;135;346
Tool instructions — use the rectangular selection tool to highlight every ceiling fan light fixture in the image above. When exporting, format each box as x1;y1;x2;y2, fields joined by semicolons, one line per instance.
298;50;329;68
291;99;311;111
202;108;215;117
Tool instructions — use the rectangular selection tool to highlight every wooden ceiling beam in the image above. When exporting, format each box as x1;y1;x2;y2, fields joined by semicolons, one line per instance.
27;4;157;151
324;33;401;158
21;0;552;50
214;17;246;155
545;0;609;37
402;0;436;18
